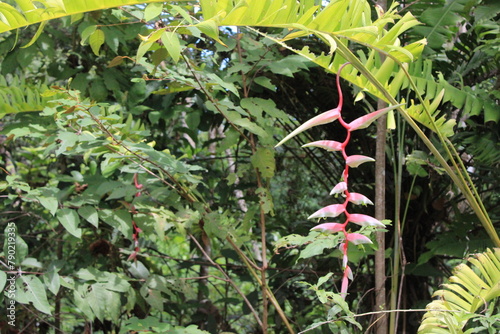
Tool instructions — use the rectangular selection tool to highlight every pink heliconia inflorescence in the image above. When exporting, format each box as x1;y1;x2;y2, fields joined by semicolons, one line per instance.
276;63;391;299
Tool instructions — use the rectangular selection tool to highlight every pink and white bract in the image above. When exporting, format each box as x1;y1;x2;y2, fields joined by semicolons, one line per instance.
277;63;391;299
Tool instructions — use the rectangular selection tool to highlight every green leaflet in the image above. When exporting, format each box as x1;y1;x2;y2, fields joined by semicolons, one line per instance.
144;2;163;21
56;208;82;238
78;206;99;227
251;147;275;178
0;0;182;34
419;248;500;333
160;31;181;64
16;275;51;315
89;29;105;56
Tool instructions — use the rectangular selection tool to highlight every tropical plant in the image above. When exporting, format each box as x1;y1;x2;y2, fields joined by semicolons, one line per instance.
275;62;400;299
0;0;499;333
419;248;500;333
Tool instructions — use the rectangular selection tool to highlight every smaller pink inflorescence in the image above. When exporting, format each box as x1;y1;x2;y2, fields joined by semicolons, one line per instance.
276;63;399;299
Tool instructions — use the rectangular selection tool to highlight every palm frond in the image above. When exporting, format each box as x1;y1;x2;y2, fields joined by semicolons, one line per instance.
0;75;55;118
418;248;500;333
0;0;171;34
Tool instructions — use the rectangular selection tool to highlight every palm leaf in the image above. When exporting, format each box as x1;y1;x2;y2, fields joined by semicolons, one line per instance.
0;0;179;34
418;248;500;333
0;75;57;118
412;0;471;52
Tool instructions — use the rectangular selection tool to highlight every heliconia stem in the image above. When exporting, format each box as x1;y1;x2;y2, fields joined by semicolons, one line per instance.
278;62;387;299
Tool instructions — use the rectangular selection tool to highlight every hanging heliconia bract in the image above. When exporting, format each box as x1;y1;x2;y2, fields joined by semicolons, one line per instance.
276;63;401;298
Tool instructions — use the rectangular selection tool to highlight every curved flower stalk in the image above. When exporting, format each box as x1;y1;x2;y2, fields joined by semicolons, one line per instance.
276;63;399;299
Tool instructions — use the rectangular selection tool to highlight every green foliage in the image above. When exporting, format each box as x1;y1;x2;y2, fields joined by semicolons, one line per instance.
0;0;498;333
419;248;500;333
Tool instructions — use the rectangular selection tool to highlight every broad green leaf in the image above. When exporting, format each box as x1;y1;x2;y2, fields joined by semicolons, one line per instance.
151;47;168;66
73;284;95;320
160;31;181;63
36;187;59;216
21;257;43;268
144;2;163;21
300;238;337;259
99;209;132;237
251;147;275;178
43;269;60;295
253;76;275;91
195;19;226;46
56;208;82;238
80;25;97;45
89;29;105;56
317;272;334;288
255;187;274;214
86;283;111;322
232;118;268;138
16;275;51;314
206;73;239;97
78;206;99;228
169;4;193;24
204;211;229;239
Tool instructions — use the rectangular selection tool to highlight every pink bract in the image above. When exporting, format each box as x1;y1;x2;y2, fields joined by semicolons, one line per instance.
308;204;345;219
346;233;373;245
311;222;344;233
302;140;343;151
347;192;374;205
349;214;385;227
346;155;375;168
330;182;347;195
275;108;340;147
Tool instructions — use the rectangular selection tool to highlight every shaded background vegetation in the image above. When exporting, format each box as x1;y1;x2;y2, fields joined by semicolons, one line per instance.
0;0;499;333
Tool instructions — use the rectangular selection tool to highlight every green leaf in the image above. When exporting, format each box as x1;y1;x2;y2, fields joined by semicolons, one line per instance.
255;187;274;214
195;19;227;46
254;76;276;91
43;268;60;296
251;147;275;178
78;206;99;228
55;131;79;156
99;209;132;237
206;73;239;97
16;275;51;315
56;208;82;238
232;118;269;138
317;272;334;288
21;21;47;48
300;237;338;259
107;55;125;67
144;2;163;21
204;211;229;239
160;31;181;63
73;284;95;320
36;187;59;216
87;284;111;322
89;29;105;56
80;25;97;45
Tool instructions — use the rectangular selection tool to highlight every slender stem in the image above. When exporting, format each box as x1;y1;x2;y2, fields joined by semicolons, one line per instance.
189;233;264;329
375;100;388;334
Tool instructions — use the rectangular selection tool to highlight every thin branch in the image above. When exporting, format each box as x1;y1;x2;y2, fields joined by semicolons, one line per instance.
188;233;264;329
